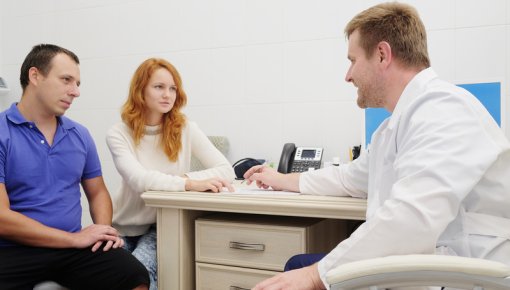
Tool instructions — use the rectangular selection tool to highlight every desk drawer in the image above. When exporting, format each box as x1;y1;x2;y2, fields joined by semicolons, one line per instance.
196;213;346;271
196;262;277;290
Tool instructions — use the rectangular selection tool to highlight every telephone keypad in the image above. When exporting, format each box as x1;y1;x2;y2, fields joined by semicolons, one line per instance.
290;160;321;173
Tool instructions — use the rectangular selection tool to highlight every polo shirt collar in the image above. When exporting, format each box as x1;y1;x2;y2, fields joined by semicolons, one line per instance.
6;102;75;130
6;103;26;125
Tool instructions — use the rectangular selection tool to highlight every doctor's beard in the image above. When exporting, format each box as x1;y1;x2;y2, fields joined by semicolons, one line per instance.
355;79;385;109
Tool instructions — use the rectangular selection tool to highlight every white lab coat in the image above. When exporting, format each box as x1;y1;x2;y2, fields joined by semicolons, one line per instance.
299;68;510;288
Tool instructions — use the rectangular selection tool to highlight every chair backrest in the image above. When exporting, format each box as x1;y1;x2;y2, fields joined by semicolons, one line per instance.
190;136;230;171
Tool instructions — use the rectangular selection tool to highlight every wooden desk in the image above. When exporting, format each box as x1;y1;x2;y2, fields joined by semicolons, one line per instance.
142;190;367;290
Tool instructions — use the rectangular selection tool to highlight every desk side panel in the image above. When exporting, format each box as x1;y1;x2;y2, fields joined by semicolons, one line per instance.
157;208;206;290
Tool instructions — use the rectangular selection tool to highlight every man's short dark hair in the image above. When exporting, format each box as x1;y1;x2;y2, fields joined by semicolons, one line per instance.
19;44;80;92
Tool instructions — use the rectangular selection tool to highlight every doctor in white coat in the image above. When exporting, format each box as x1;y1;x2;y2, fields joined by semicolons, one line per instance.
247;2;510;290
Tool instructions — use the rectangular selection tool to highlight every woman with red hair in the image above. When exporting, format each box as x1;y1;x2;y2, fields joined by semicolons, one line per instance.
107;58;235;289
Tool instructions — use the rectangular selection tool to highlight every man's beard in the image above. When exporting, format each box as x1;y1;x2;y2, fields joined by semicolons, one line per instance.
356;78;385;109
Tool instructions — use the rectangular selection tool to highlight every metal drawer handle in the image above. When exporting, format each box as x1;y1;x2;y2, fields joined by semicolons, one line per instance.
229;241;265;251
229;286;250;290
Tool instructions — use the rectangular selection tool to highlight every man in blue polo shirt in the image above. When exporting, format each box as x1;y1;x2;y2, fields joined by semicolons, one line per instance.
0;44;149;290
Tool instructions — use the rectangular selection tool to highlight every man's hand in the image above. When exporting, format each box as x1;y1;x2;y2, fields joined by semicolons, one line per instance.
243;165;282;190
71;224;124;252
243;165;288;191
185;177;234;193
252;264;325;290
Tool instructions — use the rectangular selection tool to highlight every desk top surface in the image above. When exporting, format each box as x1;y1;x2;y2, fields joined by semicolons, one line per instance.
142;189;367;220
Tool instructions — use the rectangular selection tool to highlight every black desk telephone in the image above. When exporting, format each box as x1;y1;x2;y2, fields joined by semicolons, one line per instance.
277;143;324;173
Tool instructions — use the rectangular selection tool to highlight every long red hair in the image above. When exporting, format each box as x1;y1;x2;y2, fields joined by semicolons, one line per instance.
121;58;187;161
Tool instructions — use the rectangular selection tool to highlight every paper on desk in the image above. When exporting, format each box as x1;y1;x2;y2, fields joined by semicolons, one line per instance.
220;186;299;196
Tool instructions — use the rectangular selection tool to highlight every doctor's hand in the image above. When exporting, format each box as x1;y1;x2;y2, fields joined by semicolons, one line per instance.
243;165;284;190
243;165;300;192
252;264;325;290
185;177;234;193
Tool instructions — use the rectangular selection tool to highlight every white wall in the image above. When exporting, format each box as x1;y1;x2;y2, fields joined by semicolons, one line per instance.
1;0;509;224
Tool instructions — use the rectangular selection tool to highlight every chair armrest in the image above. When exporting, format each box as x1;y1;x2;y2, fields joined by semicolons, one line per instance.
326;255;510;290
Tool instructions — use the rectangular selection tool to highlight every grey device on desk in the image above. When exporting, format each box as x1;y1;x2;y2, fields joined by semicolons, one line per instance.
278;143;323;173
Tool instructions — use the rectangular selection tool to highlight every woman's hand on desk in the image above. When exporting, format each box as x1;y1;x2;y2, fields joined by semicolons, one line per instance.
184;177;234;193
243;165;300;192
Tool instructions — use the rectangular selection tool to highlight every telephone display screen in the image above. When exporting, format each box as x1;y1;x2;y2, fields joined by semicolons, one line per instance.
301;149;316;158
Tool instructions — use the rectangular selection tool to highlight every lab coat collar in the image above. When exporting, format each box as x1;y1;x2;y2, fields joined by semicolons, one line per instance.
387;67;437;130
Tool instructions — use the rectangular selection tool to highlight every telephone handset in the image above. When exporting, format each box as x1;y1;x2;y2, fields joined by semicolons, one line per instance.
277;143;323;174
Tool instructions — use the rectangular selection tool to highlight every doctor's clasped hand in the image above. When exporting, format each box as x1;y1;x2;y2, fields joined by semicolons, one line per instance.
252;263;324;290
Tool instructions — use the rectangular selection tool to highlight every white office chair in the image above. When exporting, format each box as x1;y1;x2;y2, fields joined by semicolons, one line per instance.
190;136;230;171
327;255;510;290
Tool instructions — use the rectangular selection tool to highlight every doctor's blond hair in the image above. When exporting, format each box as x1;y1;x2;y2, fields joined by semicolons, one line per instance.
345;2;430;69
121;58;187;162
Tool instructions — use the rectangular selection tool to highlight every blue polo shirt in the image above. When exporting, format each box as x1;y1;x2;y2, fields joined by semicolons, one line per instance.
0;103;102;247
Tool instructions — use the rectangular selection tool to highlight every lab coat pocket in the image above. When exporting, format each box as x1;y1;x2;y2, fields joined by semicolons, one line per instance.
464;212;510;240
464;212;510;260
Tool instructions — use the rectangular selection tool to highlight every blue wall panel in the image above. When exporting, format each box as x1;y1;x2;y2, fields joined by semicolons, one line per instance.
364;82;501;146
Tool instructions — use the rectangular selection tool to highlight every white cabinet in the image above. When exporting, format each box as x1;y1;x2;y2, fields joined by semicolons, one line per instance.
195;213;348;290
